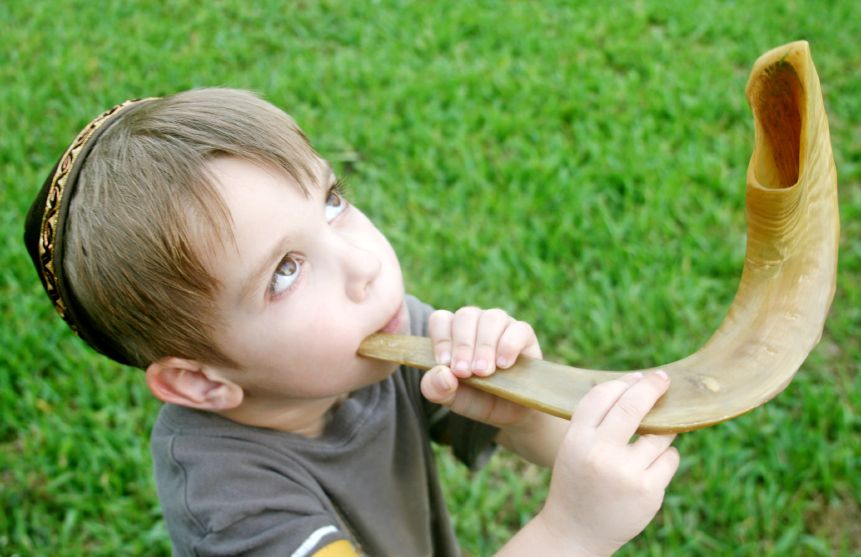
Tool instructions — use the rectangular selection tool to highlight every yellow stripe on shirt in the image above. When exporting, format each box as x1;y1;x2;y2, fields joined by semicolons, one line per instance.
312;539;359;557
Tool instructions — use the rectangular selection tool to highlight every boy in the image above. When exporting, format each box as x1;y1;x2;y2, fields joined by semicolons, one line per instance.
24;89;679;556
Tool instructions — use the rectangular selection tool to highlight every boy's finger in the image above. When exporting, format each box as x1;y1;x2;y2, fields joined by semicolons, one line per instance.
646;446;680;490
450;307;481;378
597;371;670;443
428;310;454;365
419;365;458;406
630;433;676;468
497;320;541;367
472;309;511;376
570;373;643;430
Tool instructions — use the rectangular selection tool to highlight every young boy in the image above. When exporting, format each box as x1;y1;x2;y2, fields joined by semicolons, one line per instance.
24;89;679;556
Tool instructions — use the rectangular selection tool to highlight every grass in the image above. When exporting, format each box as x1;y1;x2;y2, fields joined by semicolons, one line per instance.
2;1;859;555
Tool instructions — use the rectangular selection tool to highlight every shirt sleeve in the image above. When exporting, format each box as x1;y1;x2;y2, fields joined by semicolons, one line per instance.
196;515;357;557
152;429;360;557
404;295;499;470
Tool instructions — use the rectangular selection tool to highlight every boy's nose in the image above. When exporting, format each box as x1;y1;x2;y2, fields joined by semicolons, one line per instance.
338;239;382;302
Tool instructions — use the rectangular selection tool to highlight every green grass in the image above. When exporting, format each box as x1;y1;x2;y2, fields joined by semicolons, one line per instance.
2;1;859;555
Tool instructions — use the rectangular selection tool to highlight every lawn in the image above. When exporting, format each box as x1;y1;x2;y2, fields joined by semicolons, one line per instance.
1;1;859;555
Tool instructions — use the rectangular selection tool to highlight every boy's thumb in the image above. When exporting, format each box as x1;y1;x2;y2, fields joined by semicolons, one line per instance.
420;365;458;406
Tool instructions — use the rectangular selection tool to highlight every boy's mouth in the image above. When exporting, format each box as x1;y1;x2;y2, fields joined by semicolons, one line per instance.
378;303;404;334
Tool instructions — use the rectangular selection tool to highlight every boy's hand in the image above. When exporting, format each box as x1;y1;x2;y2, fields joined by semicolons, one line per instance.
538;371;679;557
420;307;542;427
429;306;542;377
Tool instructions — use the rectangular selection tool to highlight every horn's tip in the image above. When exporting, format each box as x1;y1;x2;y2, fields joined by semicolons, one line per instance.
747;41;812;85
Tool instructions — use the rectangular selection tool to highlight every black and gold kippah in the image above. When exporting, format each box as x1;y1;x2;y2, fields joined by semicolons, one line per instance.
23;98;157;366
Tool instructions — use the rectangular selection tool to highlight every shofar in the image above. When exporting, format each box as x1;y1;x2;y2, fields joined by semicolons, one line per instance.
358;41;839;434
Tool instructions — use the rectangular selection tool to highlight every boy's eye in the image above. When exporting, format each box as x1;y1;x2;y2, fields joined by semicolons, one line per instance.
270;254;302;296
324;188;348;222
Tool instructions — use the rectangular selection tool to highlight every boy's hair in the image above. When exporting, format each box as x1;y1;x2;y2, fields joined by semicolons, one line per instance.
60;88;319;369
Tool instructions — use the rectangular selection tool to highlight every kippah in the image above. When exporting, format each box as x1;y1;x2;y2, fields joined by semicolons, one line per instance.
23;98;157;366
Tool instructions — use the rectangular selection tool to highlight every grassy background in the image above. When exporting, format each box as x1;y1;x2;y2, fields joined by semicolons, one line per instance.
2;1;859;555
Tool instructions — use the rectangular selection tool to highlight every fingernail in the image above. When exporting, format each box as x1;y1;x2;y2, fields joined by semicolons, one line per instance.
438;351;451;365
655;370;669;380
496;357;508;368
630;372;644;380
453;360;468;373
472;359;487;373
434;372;453;391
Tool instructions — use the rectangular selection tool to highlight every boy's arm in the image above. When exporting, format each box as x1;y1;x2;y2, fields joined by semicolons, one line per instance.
493;406;569;468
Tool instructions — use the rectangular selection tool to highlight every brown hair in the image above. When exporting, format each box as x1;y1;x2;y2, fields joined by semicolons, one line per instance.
63;88;319;369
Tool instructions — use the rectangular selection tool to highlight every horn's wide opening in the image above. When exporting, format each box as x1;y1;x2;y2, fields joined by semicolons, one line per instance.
750;60;804;189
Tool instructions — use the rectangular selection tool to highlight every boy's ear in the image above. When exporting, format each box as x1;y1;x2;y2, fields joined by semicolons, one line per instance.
145;357;243;411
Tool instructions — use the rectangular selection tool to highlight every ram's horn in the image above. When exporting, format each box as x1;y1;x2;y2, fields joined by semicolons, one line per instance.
358;41;839;434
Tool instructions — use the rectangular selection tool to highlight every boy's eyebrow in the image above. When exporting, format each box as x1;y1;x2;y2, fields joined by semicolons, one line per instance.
321;161;335;183
239;164;337;302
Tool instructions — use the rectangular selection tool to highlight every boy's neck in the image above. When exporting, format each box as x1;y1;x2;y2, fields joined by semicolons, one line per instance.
218;393;349;438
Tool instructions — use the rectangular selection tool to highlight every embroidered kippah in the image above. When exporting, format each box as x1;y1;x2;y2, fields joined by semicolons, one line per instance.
23;97;157;365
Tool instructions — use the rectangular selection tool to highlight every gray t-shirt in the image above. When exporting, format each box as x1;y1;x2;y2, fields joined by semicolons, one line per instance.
151;296;499;556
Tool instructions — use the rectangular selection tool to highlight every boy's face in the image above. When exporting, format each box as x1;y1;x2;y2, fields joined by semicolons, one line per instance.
204;156;409;404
